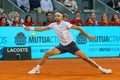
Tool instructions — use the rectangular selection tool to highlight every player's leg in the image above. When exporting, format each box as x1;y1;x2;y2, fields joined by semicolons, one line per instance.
75;50;112;74
75;50;99;68
28;48;61;74
39;48;61;66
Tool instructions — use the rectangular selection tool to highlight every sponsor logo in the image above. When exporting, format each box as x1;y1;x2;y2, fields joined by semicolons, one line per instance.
0;37;7;44
89;36;120;43
15;32;26;45
76;33;87;44
28;36;59;43
6;47;29;53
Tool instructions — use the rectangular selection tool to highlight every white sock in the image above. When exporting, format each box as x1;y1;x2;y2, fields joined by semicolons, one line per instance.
36;64;41;69
98;66;103;71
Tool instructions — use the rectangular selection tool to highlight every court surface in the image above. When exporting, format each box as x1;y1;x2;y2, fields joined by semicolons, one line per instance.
0;58;120;80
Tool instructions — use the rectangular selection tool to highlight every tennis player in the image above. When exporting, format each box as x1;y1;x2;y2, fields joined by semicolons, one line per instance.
25;12;112;74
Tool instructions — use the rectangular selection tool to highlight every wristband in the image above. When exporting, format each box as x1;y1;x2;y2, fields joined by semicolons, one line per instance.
29;27;35;31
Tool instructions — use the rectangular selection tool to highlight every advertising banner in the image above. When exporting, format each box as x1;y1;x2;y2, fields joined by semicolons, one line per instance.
3;47;31;60
0;27;120;59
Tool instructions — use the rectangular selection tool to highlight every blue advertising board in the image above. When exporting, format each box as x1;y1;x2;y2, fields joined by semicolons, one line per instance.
0;27;120;59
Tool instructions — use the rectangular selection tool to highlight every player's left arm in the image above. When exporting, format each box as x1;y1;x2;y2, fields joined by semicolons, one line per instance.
71;25;95;40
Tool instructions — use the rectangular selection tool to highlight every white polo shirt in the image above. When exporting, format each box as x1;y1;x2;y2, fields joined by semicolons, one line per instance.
48;21;74;46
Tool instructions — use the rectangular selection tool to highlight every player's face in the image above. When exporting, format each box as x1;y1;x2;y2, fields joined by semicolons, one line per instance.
55;14;62;22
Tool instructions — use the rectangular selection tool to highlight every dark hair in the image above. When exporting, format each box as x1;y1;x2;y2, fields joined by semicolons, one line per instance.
46;12;52;16
0;17;7;21
25;15;33;22
1;12;7;15
74;11;80;15
63;13;68;17
86;17;91;22
111;14;119;21
0;17;9;26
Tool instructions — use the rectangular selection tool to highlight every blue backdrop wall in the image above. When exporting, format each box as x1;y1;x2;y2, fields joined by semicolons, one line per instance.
0;26;120;59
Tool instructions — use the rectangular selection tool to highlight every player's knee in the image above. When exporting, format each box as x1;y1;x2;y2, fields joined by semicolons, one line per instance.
45;51;52;57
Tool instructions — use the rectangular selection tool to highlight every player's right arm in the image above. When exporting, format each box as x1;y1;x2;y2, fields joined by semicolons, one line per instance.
71;25;95;40
25;25;50;32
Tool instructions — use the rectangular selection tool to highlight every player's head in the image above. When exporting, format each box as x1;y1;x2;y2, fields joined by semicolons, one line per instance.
55;12;63;22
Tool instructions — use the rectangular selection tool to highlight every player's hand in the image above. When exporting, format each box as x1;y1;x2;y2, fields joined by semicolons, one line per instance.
24;27;30;31
23;24;30;31
88;36;95;40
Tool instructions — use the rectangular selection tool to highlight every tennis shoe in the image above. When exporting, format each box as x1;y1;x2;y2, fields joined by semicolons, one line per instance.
98;66;112;74
100;68;112;74
28;67;40;74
